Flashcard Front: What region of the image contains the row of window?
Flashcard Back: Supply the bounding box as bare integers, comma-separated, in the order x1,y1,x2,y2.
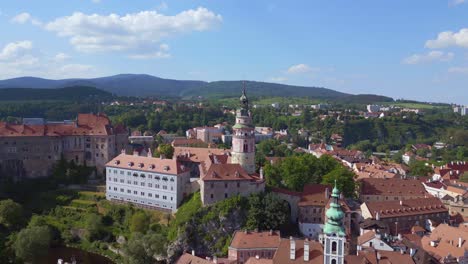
109,195,172,209
109,178,174,191
210,182,241,188
108,186,174,201
108,169,175,182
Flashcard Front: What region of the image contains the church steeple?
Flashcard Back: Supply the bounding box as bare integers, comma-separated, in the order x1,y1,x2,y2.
323,181,346,264
324,181,346,236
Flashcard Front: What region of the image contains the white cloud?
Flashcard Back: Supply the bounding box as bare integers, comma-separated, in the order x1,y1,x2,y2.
128,44,171,59
0,41,97,79
402,51,454,64
53,52,71,62
450,0,466,6
11,12,42,26
448,67,468,74
43,7,222,54
0,40,33,60
268,77,287,82
425,28,468,49
286,64,319,74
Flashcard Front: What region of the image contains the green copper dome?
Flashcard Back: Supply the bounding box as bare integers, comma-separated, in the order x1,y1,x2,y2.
323,181,346,236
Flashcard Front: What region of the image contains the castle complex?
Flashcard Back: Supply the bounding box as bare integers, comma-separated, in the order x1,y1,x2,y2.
0,113,128,179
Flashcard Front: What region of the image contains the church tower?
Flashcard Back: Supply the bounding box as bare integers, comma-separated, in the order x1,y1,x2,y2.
231,83,255,174
323,182,346,264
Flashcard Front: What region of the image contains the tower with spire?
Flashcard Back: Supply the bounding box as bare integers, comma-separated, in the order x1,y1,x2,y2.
323,181,346,264
230,82,256,174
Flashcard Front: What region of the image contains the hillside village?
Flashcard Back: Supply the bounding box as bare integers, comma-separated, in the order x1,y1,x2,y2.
1,87,467,264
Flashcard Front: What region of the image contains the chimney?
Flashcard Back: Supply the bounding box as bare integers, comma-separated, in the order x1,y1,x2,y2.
191,250,195,256
269,229,273,236
400,249,405,255
133,150,139,156
399,200,403,206
160,154,165,159
213,256,218,264
289,236,296,260
121,149,126,154
409,248,416,256
304,238,310,261
377,252,381,260
147,148,152,157
398,233,402,240
376,212,380,221
260,167,264,179
255,255,259,259
459,237,463,248
325,188,329,199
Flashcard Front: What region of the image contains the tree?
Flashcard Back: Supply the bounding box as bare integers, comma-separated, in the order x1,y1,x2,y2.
153,144,174,159
246,193,289,230
130,211,150,234
0,199,23,229
408,160,433,177
123,231,167,264
13,226,51,262
321,166,356,198
85,214,104,241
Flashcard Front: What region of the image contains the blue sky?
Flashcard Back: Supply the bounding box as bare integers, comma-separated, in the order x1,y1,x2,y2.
0,0,467,103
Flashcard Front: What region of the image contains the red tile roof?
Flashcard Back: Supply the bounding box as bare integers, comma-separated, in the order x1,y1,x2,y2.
359,178,427,197
298,184,331,207
272,239,323,264
201,163,260,182
230,230,281,249
420,224,468,261
364,197,447,219
106,153,187,175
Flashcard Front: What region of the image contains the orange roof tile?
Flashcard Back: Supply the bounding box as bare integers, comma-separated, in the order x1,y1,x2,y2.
106,153,187,175
360,178,427,197
364,197,447,219
230,230,281,249
420,224,468,261
272,239,323,264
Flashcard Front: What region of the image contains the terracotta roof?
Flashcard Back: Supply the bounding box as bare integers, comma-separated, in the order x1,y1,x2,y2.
245,258,273,264
411,225,426,233
272,239,323,264
0,113,122,137
360,178,427,197
175,253,233,264
230,230,281,249
106,153,187,175
358,231,377,245
378,251,415,264
364,197,447,219
298,184,331,207
172,138,206,146
201,163,260,181
423,181,446,190
270,187,302,197
174,147,230,163
403,233,423,248
420,224,468,261
446,185,466,195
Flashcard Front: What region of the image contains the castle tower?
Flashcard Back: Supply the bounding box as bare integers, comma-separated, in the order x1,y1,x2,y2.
323,182,346,264
231,83,255,174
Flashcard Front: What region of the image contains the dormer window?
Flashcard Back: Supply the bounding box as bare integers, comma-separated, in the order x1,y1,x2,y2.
163,166,169,171
138,163,144,168
170,178,174,182
150,164,155,169
114,160,120,165
162,177,168,181
128,162,134,167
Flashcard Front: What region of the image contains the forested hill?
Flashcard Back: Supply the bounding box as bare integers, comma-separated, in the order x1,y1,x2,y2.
0,74,393,102
0,86,112,101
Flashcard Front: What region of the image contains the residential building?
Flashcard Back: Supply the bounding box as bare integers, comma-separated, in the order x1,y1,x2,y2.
298,184,352,240
357,230,393,251
420,224,468,262
358,178,428,202
360,197,449,235
228,230,281,264
367,105,381,113
0,113,128,179
272,238,324,264
105,152,191,212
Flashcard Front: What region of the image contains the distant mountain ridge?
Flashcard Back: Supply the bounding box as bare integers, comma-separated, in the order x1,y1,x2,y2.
0,74,393,102
0,86,112,101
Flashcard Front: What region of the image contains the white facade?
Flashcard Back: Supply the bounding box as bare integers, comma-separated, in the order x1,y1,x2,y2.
299,222,323,239
106,164,191,212
367,104,381,113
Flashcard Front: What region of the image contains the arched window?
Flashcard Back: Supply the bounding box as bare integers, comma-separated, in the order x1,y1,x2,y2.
331,259,337,264
332,241,337,253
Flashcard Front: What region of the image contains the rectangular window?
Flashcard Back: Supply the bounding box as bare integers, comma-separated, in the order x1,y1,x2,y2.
224,193,228,198
163,186,167,190
171,197,173,201
156,194,159,198
148,183,152,188
120,188,124,192
127,190,131,193
163,196,167,200
141,182,145,186
225,183,228,188
141,192,145,196
134,191,137,194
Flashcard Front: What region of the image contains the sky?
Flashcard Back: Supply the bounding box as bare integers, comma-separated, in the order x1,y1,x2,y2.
0,0,468,104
